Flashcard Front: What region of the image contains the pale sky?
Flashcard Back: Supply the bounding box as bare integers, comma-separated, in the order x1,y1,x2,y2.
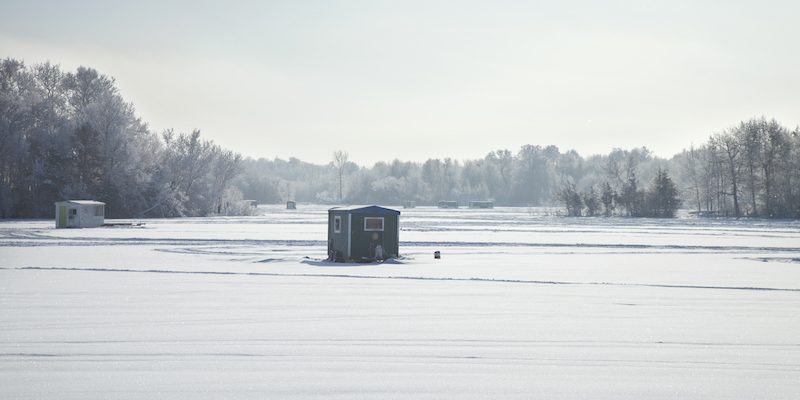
3,0,799,165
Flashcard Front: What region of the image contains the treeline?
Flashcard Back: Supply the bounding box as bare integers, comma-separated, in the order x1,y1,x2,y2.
674,118,800,218
557,169,681,218
0,58,244,218
235,118,800,219
3,59,799,219
235,146,679,212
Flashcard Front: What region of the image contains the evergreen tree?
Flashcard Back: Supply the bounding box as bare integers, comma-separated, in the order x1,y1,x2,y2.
582,185,600,216
557,182,583,216
620,175,644,216
647,169,681,217
601,182,616,216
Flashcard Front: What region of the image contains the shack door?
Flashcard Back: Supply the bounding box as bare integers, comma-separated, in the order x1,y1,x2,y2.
364,216,386,260
58,206,67,228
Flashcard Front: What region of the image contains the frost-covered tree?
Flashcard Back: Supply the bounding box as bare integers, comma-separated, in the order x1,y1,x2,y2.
333,150,349,202
710,131,742,218
0,59,243,218
485,149,513,203
557,181,583,217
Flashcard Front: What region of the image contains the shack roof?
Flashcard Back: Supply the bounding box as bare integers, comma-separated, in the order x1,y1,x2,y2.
329,205,400,215
56,200,106,206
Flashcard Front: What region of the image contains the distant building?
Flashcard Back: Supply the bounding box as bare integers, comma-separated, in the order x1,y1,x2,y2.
438,200,459,209
468,200,494,209
403,200,416,209
286,201,296,210
55,200,105,228
328,205,400,262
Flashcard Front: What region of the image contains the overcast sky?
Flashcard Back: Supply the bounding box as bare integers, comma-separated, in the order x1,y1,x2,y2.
3,0,799,165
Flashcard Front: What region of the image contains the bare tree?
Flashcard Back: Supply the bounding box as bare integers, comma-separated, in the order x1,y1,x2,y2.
710,131,742,218
738,119,762,215
211,149,243,214
759,119,788,217
485,149,513,202
678,146,703,212
604,148,626,189
333,150,349,202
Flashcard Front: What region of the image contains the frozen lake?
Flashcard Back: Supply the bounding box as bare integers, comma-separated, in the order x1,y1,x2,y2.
2,205,800,399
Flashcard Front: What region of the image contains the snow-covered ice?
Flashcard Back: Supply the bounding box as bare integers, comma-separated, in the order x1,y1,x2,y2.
1,205,799,399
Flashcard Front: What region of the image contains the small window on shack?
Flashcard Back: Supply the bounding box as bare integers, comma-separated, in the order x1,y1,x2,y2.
334,215,342,233
364,217,384,231
95,205,104,216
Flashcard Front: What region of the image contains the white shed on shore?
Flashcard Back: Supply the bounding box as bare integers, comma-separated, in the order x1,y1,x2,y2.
55,200,105,228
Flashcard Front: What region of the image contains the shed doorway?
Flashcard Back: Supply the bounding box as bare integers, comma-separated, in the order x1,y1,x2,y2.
58,206,67,228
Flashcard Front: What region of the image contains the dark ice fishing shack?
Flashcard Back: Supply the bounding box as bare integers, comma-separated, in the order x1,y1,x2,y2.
328,205,400,262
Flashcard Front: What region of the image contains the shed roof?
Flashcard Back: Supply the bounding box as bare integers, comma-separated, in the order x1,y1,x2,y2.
329,205,400,215
56,200,106,206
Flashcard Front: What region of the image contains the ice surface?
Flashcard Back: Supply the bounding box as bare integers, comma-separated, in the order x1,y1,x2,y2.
1,205,799,399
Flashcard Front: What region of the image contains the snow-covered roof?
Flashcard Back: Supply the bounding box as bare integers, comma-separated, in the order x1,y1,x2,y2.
56,200,106,206
329,205,400,215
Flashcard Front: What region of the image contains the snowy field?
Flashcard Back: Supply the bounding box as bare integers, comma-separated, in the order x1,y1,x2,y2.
1,205,799,399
